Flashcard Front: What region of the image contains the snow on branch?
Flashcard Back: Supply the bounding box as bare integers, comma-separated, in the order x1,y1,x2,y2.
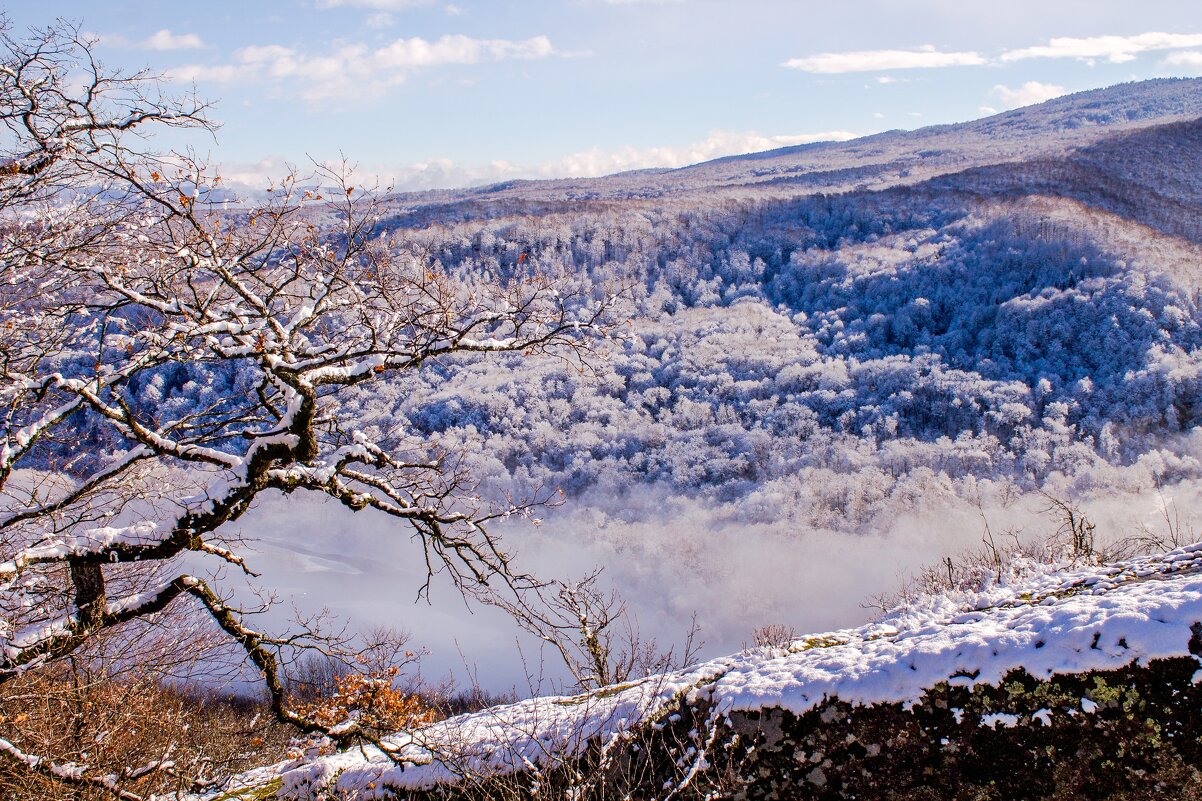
0,23,617,793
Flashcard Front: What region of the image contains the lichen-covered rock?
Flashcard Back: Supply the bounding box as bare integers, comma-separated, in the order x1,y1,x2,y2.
360,656,1202,800
724,657,1202,800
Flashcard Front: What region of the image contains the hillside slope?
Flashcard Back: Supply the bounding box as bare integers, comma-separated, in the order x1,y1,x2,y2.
211,544,1202,799
342,91,1202,525
382,78,1202,212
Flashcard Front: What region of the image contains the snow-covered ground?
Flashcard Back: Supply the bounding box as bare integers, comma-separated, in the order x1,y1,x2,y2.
208,542,1202,799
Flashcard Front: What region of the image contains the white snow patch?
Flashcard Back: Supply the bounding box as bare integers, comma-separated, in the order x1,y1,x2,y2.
981,713,1020,729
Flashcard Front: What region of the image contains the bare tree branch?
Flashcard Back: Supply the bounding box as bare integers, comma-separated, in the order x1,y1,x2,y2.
0,17,618,797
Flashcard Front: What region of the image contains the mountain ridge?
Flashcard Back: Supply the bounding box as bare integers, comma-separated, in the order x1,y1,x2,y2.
381,77,1202,211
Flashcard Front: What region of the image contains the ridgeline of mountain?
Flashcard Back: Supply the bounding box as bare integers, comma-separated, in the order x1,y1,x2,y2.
382,77,1202,216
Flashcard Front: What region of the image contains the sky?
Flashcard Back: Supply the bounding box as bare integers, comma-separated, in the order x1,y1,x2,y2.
8,1,1202,191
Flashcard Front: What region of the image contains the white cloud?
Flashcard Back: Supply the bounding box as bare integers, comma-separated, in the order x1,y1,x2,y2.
604,0,685,4
783,45,985,74
169,63,248,84
548,130,859,178
1164,50,1202,73
990,81,1067,109
170,34,555,103
214,158,294,190
218,130,860,194
1001,32,1202,64
317,0,433,9
366,12,396,27
783,32,1202,76
139,29,205,50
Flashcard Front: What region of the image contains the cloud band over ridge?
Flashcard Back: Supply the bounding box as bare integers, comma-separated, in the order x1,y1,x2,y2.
785,31,1202,73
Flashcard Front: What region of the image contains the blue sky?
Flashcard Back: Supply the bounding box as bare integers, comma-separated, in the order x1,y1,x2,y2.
10,1,1202,190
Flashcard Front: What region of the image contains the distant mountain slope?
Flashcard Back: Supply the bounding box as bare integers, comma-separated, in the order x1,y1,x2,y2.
663,78,1202,195
914,117,1202,243
207,543,1202,799
383,78,1202,213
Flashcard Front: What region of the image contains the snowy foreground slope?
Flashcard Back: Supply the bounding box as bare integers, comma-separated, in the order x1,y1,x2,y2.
212,545,1202,799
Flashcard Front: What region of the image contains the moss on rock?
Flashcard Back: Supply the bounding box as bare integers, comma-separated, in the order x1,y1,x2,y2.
725,657,1202,800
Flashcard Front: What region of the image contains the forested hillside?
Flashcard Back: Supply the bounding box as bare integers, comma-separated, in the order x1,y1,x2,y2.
298,81,1202,534
65,80,1202,671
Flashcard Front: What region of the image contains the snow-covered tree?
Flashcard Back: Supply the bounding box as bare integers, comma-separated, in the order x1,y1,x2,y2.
0,19,612,795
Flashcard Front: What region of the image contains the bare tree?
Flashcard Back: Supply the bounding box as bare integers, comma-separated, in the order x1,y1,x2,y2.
493,569,701,692
0,18,614,797
1040,492,1097,564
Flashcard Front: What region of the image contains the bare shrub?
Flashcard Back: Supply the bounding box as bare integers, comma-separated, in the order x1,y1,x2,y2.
749,623,797,650
865,489,1199,618
0,641,293,800
1109,481,1197,559
1041,492,1098,564
488,569,701,693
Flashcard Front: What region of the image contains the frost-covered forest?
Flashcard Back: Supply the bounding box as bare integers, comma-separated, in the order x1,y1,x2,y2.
65,81,1202,682
328,87,1202,518
362,183,1202,514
